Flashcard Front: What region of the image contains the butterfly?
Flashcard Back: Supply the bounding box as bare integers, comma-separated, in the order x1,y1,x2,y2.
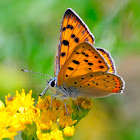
22,8,125,115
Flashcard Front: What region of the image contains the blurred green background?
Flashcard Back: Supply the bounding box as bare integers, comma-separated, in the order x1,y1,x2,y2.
0,0,140,139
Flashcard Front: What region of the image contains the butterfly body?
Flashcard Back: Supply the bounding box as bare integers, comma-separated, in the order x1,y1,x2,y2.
38,8,125,108
48,77,81,99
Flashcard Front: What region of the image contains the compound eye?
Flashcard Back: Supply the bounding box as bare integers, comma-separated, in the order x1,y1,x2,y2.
51,80,55,87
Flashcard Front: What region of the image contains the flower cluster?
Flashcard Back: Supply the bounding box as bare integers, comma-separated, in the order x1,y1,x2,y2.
0,90,92,140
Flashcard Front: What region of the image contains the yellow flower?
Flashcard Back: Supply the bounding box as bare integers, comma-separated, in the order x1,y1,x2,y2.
0,90,93,139
50,129,64,140
36,96,50,110
61,104,73,115
0,90,36,139
0,110,21,139
63,125,75,137
36,119,52,131
59,111,77,128
37,127,64,140
35,108,59,130
36,109,53,130
8,114,26,132
35,95,78,139
75,98,92,110
0,100,5,110
0,127,17,140
36,124,51,140
5,89,34,115
16,106,40,125
51,98,62,111
37,133,51,140
81,98,92,110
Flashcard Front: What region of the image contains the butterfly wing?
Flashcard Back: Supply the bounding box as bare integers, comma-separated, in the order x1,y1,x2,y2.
97,48,116,73
57,42,110,86
54,8,95,76
65,72,125,98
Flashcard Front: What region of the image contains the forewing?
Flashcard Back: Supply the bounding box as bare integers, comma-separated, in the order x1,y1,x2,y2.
57,42,110,86
54,8,95,76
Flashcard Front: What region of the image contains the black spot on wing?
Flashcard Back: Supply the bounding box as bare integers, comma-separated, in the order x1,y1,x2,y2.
99,66,104,69
61,52,66,57
71,34,75,38
72,60,80,65
74,38,79,43
85,54,89,57
84,59,88,62
68,67,74,70
67,24,73,30
70,26,73,30
62,40,69,46
62,27,66,31
88,62,93,66
67,24,70,28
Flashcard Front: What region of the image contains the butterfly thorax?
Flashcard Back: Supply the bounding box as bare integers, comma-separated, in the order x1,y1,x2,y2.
48,77,77,99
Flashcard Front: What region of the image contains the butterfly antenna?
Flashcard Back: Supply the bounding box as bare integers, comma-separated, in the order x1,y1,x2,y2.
21,69,52,79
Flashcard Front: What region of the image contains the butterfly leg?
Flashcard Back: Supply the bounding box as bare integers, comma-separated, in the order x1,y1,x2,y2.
61,95,69,116
50,93,59,110
75,99,81,111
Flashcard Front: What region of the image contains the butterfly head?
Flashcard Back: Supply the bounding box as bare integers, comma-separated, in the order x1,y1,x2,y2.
48,77,57,92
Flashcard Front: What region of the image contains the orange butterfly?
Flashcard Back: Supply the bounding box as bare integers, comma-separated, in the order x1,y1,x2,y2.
23,9,125,115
